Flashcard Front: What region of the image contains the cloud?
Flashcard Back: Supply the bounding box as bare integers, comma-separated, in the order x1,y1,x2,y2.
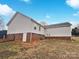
73,11,79,16
20,0,31,3
0,4,15,17
66,0,79,9
45,14,51,19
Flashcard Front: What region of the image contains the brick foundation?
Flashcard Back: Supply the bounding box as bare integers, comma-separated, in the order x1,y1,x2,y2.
27,33,45,43
14,33,23,42
0,33,23,43
0,32,71,43
0,34,14,43
45,36,71,40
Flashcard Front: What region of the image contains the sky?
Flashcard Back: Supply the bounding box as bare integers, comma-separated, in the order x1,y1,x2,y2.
0,0,79,28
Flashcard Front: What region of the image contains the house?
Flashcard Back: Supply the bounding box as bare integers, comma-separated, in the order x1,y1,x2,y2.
7,12,72,43
44,22,72,40
7,12,45,42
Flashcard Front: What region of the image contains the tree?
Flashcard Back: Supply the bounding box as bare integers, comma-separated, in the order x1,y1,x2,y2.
0,16,5,30
40,21,48,26
72,27,79,36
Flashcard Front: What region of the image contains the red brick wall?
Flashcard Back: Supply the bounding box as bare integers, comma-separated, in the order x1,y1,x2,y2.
14,33,23,42
45,36,71,40
0,34,14,42
0,33,23,43
27,33,45,43
26,33,31,43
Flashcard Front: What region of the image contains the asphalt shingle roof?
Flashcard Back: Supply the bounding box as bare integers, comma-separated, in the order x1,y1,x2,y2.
44,22,72,29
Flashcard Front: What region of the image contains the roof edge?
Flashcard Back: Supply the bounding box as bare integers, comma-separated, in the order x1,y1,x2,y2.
17,12,44,27
7,12,44,28
44,22,72,29
7,12,18,26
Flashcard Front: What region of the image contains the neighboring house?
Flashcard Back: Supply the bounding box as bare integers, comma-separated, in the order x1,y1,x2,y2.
0,30,7,38
7,12,72,42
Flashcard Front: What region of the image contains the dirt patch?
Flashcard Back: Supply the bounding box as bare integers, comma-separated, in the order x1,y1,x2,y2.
0,50,17,59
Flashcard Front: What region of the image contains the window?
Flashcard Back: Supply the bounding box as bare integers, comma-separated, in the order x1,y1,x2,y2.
34,26,36,30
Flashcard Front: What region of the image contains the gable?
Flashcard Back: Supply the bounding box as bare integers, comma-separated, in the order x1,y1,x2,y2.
7,12,44,28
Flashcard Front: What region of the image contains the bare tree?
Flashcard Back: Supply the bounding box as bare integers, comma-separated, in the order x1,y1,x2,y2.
0,16,5,30
40,21,48,26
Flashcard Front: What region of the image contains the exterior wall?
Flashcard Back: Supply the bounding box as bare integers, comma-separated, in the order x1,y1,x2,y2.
45,37,71,40
14,33,23,42
27,33,45,43
31,22,45,34
45,27,71,37
7,13,32,34
0,33,23,43
7,13,45,35
7,13,72,42
7,13,45,42
0,34,14,43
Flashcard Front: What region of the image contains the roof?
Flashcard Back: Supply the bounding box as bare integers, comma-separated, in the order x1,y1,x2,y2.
44,22,72,29
7,12,72,29
7,12,44,27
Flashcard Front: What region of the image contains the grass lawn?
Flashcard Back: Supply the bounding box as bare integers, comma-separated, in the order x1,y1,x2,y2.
0,37,79,59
